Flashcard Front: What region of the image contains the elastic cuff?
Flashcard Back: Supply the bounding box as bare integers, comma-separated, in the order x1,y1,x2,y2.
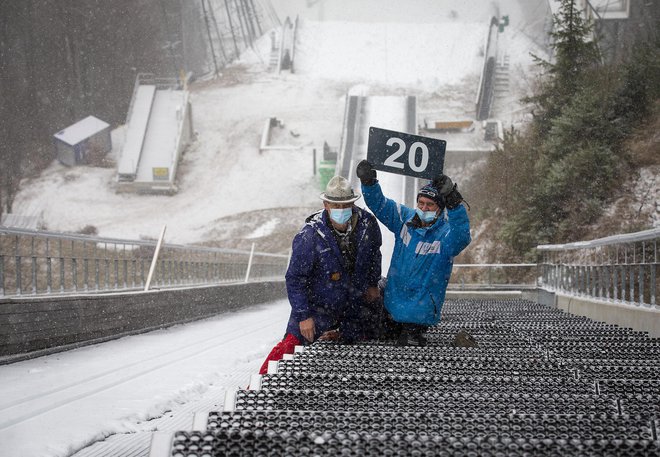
294,310,311,322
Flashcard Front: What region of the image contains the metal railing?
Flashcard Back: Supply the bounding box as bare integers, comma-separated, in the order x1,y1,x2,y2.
449,263,537,290
0,227,289,297
537,228,659,308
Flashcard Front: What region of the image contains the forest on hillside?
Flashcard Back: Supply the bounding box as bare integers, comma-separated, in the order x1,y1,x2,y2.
467,0,659,262
0,0,269,218
1,0,657,259
0,0,192,216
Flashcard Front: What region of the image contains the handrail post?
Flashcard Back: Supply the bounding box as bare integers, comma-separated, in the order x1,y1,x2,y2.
31,236,37,294
145,225,167,292
0,226,288,297
0,254,4,296
244,242,256,283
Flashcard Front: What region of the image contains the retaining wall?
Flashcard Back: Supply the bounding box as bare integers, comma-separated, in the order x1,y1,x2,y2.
537,288,660,337
0,281,286,362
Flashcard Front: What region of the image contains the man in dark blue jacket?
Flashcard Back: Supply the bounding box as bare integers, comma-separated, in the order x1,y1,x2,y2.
259,176,382,373
356,160,471,347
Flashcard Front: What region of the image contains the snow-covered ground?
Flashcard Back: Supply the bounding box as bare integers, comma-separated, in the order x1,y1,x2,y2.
11,0,546,248
0,300,290,457
2,1,552,455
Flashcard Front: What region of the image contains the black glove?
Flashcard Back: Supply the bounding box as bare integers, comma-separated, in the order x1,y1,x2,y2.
356,160,377,186
433,174,463,210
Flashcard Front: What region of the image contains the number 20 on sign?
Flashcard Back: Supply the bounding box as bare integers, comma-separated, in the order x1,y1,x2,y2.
367,126,446,180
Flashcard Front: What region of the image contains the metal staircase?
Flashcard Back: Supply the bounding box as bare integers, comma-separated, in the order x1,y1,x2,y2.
493,53,511,101
148,299,660,456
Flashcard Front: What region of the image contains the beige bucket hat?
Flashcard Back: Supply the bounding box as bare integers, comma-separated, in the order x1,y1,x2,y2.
320,176,361,203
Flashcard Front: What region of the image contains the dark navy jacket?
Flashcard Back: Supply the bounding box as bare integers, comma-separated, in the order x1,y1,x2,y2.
285,207,382,342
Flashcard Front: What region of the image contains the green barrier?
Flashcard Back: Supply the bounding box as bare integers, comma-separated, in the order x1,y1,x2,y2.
318,160,336,191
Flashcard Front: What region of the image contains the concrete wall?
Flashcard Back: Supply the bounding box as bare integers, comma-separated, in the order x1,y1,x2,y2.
537,289,660,337
5,283,655,363
595,0,660,63
554,293,660,337
0,281,287,362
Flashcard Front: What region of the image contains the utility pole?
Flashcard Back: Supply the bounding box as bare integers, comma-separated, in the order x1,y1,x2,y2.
158,0,179,76
201,0,219,75
239,0,256,46
247,0,263,36
233,0,250,49
207,0,228,63
223,0,240,57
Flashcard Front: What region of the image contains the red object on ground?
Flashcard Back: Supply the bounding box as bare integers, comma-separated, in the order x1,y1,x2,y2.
258,333,301,374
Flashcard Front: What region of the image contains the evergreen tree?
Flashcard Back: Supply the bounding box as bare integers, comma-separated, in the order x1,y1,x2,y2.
526,0,601,136
476,0,659,259
614,38,660,127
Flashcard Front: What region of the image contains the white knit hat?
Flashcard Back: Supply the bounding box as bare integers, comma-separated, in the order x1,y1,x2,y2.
320,176,361,203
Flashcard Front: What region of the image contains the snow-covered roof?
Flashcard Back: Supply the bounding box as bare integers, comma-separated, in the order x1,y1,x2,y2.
54,115,110,146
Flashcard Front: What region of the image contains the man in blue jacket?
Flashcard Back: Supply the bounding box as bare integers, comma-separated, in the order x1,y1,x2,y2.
259,176,382,373
356,160,471,346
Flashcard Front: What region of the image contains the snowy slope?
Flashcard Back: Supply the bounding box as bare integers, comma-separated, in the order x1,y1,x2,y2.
11,0,547,249
0,300,290,457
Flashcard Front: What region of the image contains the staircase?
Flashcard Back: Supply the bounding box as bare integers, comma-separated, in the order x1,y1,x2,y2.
148,298,660,456
493,53,510,102
268,31,280,71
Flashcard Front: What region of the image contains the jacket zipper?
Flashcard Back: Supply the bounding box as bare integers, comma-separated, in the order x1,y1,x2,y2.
430,294,439,319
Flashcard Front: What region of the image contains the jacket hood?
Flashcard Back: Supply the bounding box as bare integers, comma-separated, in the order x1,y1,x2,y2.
305,209,325,225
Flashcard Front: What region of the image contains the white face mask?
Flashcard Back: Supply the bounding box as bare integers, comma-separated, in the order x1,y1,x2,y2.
415,208,437,223
329,207,352,225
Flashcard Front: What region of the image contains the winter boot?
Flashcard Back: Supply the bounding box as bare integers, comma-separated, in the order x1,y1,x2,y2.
396,329,410,346
452,329,478,348
381,312,403,342
413,329,428,347
397,324,427,347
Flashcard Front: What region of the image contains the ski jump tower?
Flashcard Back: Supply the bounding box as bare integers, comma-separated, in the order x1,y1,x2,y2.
117,73,193,194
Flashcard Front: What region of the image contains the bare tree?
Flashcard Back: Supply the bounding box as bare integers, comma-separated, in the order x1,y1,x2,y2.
0,0,269,218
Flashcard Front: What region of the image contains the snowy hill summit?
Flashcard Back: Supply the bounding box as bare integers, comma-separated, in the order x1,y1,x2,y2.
12,0,548,252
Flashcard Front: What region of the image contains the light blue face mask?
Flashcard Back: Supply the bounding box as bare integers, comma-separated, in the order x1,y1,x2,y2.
329,207,352,225
416,208,438,223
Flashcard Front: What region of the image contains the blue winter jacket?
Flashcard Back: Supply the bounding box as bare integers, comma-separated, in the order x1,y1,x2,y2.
285,207,382,342
362,182,471,326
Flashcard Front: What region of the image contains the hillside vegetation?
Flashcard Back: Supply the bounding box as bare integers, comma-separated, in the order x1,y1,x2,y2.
466,0,660,263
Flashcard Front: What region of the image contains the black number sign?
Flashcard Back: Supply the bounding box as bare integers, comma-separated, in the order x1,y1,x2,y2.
367,126,446,179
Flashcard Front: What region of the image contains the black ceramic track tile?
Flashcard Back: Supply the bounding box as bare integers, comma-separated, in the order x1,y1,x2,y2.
162,298,660,457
